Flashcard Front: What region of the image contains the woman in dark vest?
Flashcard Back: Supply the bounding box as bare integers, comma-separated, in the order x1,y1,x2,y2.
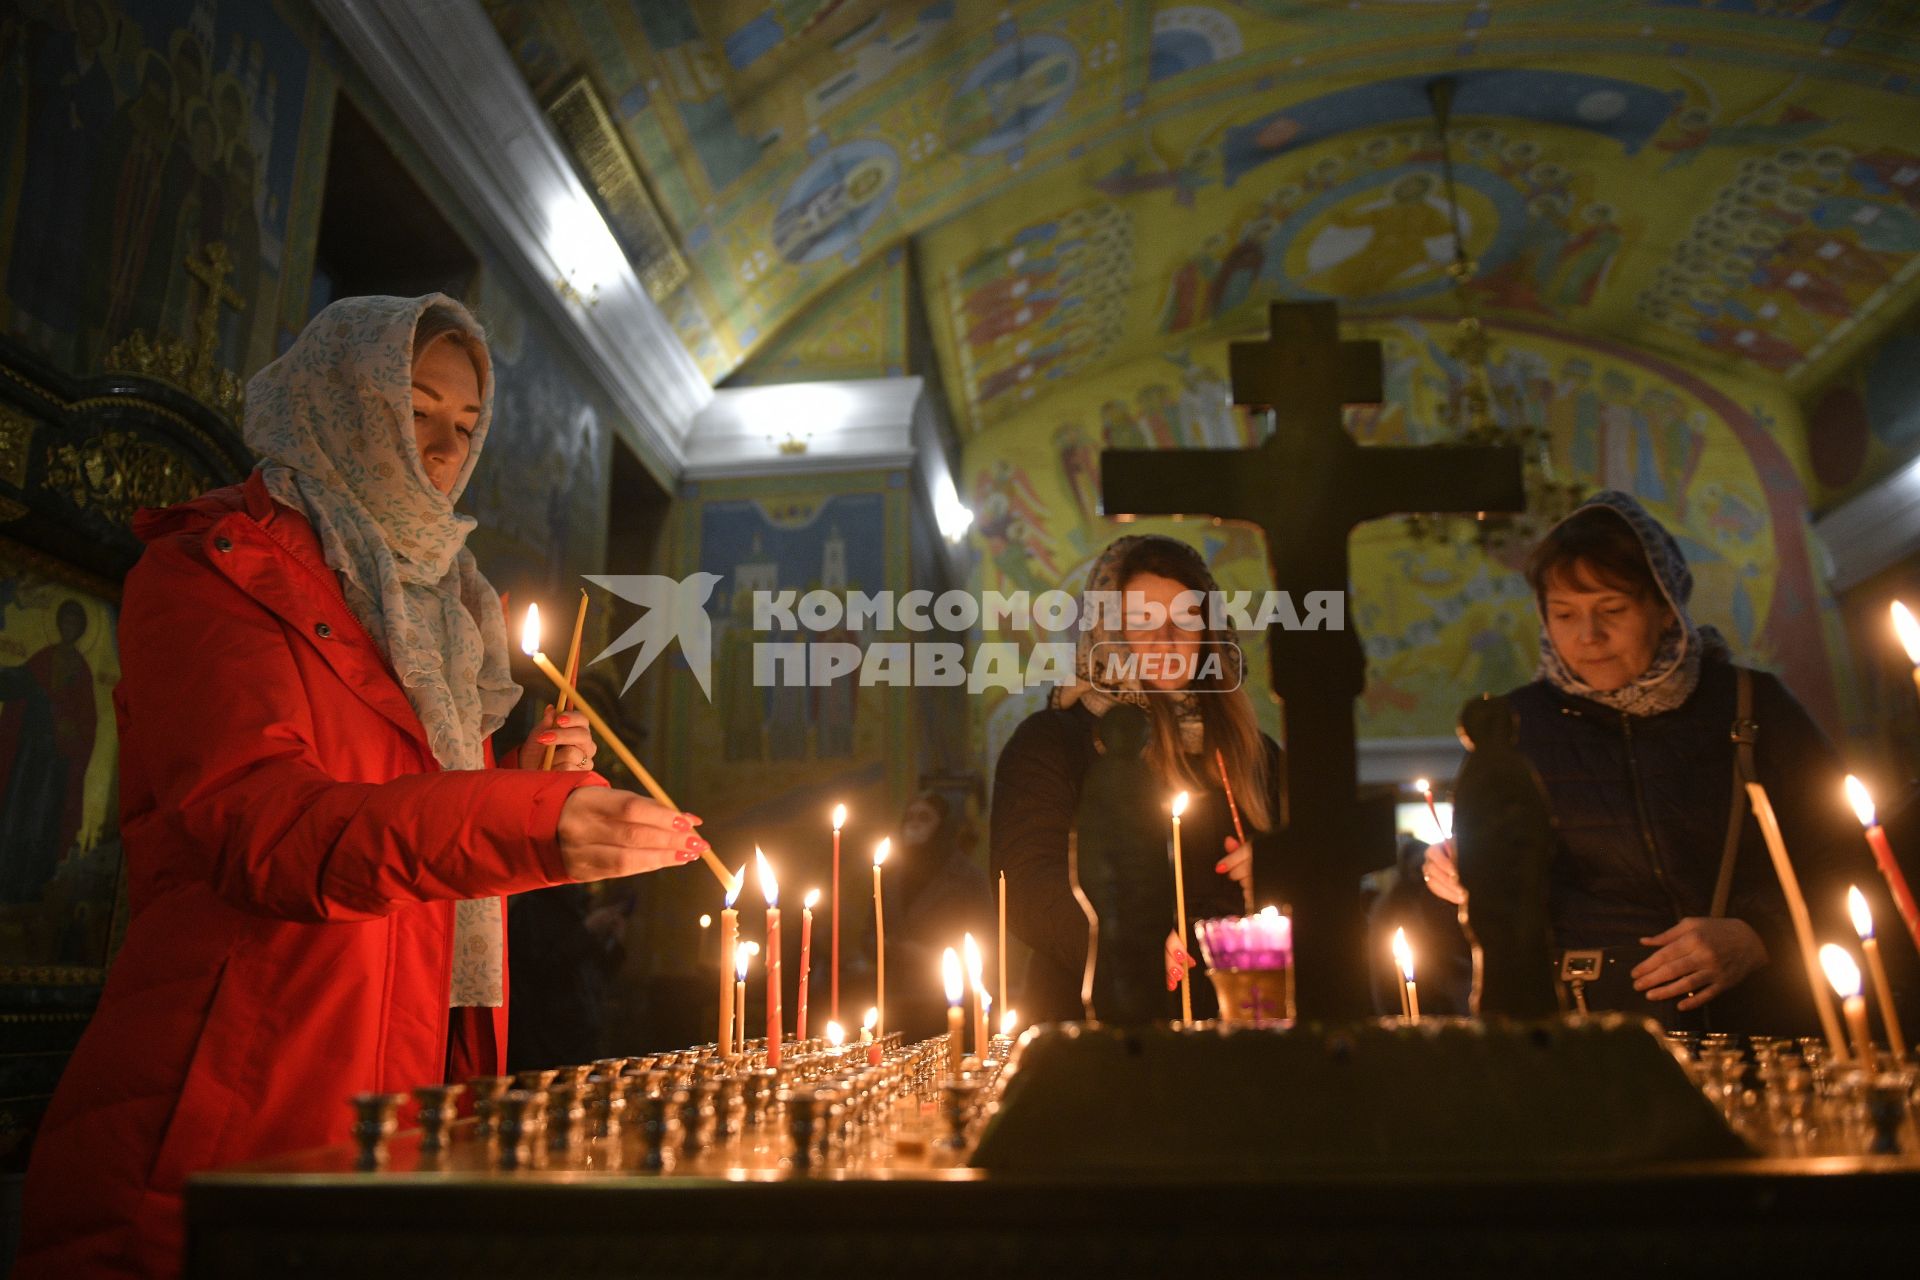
991,534,1282,1023
1424,491,1873,1032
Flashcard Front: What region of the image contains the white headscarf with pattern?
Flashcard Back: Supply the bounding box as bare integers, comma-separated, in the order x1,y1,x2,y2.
243,293,519,1006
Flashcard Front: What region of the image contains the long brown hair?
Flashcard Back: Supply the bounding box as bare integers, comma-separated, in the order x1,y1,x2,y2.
1109,538,1274,831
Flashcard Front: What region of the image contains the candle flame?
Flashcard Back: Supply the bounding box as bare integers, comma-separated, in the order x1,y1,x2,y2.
1845,775,1877,829
1000,1009,1019,1036
1850,885,1875,941
803,888,820,910
724,863,746,908
1391,927,1416,984
519,603,541,656
832,802,847,830
734,942,751,980
874,837,891,868
1171,790,1189,819
825,1020,845,1047
1259,905,1281,919
1415,777,1432,797
1894,601,1920,666
862,1005,878,1032
943,947,964,1005
963,932,984,989
755,846,778,906
698,913,711,929
1820,943,1862,999
744,941,760,956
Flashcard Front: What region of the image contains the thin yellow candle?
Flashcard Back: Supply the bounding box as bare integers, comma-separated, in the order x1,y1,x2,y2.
1893,601,1920,707
942,948,965,1079
964,933,986,1058
1171,791,1192,1027
1746,781,1849,1058
1850,886,1908,1062
520,604,730,889
539,589,589,771
998,871,1008,1015
733,942,750,1059
1821,944,1875,1068
757,849,782,1068
1392,926,1420,1023
873,838,891,1036
797,889,818,1044
717,868,742,1056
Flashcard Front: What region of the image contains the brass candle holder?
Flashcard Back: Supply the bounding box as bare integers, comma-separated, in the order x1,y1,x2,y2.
349,1093,405,1171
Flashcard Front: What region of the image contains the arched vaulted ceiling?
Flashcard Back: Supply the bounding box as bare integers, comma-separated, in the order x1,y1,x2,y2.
483,1,1920,438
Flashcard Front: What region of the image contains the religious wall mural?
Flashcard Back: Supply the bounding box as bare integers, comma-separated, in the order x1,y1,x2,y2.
725,243,907,385
484,1,1920,405
0,545,121,972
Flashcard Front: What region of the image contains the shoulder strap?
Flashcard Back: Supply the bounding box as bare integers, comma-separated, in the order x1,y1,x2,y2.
1710,667,1758,918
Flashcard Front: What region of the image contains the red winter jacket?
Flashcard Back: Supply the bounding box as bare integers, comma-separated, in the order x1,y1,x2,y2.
18,472,596,1278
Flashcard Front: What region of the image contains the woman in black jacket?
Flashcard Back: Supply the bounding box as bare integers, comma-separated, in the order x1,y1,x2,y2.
990,534,1283,1024
1424,491,1873,1033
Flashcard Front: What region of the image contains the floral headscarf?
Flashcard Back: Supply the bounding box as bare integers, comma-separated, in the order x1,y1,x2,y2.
1050,534,1242,752
1534,490,1730,718
243,293,519,1006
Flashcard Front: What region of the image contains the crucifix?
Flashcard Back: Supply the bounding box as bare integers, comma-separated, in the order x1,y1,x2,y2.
183,240,245,388
1100,301,1524,1017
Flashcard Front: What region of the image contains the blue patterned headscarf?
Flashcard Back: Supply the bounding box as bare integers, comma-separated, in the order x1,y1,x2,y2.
1534,490,1730,718
243,294,519,1006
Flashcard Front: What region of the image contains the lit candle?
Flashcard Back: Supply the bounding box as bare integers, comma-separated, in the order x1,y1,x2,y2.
718,868,743,1058
1415,778,1450,846
862,1006,880,1065
873,838,891,1036
797,889,819,1045
942,948,965,1078
1171,791,1192,1027
1892,601,1920,709
998,870,1008,1015
1217,748,1253,913
1746,781,1849,1058
733,942,750,1058
1392,926,1420,1023
964,933,986,1058
1850,886,1907,1062
539,589,589,771
826,1020,845,1051
1845,776,1920,954
1000,1008,1019,1038
1821,943,1874,1067
520,605,730,887
756,849,782,1067
831,803,846,1025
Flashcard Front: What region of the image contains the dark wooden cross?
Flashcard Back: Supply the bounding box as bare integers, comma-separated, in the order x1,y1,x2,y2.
1100,301,1525,1017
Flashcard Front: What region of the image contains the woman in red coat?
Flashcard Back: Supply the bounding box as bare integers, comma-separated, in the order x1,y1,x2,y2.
17,295,709,1278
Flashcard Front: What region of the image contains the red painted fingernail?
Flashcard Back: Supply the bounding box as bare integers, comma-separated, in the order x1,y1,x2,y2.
1213,860,1228,873
685,835,702,849
557,715,571,727
672,815,690,831
677,849,699,862
536,732,556,743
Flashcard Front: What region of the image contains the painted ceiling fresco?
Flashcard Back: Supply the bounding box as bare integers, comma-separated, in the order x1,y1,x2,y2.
484,0,1920,434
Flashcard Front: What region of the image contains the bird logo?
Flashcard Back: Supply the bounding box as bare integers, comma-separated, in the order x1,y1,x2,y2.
584,572,724,701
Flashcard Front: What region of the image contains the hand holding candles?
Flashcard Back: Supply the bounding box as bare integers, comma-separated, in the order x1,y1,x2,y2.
1845,775,1920,953
1216,748,1253,913
942,948,965,1078
520,605,730,888
1820,943,1874,1066
1170,791,1192,1027
1850,886,1908,1062
798,889,819,1044
873,838,891,1037
831,803,846,1024
756,849,782,1067
538,589,589,771
1391,927,1420,1022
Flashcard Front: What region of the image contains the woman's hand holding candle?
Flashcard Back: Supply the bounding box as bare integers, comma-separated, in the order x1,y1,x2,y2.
520,704,596,772
556,790,709,881
1214,835,1253,894
1163,928,1193,992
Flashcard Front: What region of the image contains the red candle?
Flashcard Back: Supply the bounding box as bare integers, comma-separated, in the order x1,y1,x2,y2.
756,849,782,1067
797,889,818,1043
1846,776,1920,953
830,804,845,1024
